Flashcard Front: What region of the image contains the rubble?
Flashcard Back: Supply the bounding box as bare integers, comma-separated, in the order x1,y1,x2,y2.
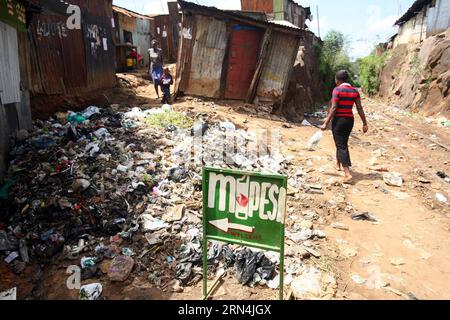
0,103,337,299
383,172,404,187
80,283,103,300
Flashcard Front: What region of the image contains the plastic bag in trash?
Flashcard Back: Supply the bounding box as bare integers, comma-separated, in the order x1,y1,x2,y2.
219,121,236,131
31,136,56,149
307,131,323,150
175,262,192,284
79,283,102,300
162,104,172,112
235,249,259,285
255,253,275,280
81,106,101,119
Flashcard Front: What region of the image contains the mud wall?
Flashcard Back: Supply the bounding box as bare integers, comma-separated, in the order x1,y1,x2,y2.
281,35,326,123
379,29,450,117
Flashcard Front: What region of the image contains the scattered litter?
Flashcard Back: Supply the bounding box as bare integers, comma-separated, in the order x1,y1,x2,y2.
351,274,366,285
81,106,101,119
140,215,170,231
435,193,447,203
331,222,349,231
4,251,19,264
307,131,323,150
351,212,378,223
81,257,96,269
301,119,312,126
383,173,403,187
162,204,185,222
235,249,275,286
436,171,450,183
291,267,322,299
0,288,17,300
80,283,102,300
390,258,405,266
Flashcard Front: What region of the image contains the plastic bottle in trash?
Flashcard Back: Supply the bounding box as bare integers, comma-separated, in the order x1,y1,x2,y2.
307,131,323,150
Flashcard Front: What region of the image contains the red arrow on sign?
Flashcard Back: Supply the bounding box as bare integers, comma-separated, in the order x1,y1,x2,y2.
209,218,254,234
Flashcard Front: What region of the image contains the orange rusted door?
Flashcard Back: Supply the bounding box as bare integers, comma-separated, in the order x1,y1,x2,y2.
225,25,264,100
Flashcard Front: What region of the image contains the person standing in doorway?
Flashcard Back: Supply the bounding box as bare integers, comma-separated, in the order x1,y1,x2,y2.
321,70,369,183
148,40,164,98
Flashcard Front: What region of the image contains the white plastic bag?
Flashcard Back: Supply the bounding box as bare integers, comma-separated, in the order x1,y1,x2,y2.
79,283,102,300
307,131,323,150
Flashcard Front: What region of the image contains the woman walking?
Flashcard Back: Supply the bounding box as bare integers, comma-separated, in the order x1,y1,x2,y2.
321,70,369,183
148,40,164,98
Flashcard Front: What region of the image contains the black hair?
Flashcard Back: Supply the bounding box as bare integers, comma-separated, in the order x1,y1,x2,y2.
335,70,350,82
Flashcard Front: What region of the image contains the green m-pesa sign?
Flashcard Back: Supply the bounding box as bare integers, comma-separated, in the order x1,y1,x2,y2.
202,167,288,299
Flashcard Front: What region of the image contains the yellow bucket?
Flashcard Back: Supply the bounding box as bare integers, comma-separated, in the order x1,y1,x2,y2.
126,58,134,67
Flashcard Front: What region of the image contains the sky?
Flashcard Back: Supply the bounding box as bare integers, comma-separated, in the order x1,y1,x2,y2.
112,0,416,59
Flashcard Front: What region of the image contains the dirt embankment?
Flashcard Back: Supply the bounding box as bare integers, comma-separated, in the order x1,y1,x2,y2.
379,30,450,117
281,43,327,123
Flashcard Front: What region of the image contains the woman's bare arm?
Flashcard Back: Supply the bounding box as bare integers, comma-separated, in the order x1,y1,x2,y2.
355,98,369,132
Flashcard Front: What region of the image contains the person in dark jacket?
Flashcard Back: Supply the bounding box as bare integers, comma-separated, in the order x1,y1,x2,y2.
321,70,369,183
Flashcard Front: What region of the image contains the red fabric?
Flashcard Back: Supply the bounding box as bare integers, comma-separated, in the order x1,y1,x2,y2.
332,85,360,118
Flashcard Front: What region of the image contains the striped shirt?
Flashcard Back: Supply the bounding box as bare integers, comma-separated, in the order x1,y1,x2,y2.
332,83,360,118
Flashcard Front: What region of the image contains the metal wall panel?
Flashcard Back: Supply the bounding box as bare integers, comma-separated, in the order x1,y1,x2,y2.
136,18,152,66
0,21,21,104
427,0,450,36
83,11,116,90
154,14,177,62
185,16,227,98
256,30,299,102
240,0,274,13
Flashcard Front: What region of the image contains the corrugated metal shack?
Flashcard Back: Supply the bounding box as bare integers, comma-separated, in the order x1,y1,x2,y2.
152,2,181,63
175,0,305,106
22,0,115,100
112,5,153,70
393,0,450,48
240,0,312,29
1,0,116,181
0,0,35,183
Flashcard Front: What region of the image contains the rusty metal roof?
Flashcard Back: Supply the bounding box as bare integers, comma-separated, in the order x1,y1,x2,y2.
395,0,432,26
112,5,154,20
178,0,304,35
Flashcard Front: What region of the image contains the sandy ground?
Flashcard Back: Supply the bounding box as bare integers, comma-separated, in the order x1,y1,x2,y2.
1,71,449,300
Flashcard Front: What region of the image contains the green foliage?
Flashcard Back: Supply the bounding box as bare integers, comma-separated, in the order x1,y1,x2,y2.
145,111,194,128
357,52,389,96
410,52,425,78
318,30,358,97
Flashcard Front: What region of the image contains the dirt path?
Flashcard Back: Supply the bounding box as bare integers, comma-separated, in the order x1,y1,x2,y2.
111,74,450,300
2,73,448,300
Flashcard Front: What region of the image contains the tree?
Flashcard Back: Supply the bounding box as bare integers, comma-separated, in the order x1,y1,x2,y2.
357,52,388,96
317,30,356,97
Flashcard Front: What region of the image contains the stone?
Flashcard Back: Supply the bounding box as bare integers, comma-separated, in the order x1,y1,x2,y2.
299,220,313,230
108,255,135,282
291,267,322,299
383,173,403,187
331,222,349,231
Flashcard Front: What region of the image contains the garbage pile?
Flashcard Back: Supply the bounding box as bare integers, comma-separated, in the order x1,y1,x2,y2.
1,104,318,298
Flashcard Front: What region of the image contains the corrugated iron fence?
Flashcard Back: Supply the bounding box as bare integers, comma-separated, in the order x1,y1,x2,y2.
22,0,115,96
